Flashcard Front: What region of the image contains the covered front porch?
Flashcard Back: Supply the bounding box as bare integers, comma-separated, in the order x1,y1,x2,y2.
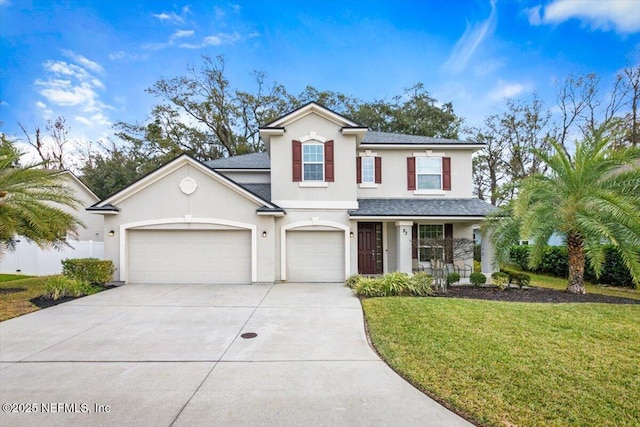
349,199,497,278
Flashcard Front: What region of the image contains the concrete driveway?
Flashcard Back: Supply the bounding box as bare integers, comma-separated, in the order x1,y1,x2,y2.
0,283,472,427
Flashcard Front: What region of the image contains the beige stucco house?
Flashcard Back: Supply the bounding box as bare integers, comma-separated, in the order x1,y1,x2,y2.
88,103,496,284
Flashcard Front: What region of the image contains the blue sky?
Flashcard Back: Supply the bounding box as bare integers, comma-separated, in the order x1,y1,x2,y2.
1,0,639,153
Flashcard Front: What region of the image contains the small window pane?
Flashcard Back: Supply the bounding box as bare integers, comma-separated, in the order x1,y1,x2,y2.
361,157,374,183
417,175,441,190
416,157,441,174
304,164,323,181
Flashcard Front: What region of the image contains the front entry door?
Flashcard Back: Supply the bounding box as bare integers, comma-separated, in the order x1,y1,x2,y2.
358,223,383,274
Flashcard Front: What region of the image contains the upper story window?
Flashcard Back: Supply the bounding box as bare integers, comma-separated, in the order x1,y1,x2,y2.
292,139,334,183
416,157,442,190
356,154,381,185
407,155,451,192
361,156,375,183
303,143,324,181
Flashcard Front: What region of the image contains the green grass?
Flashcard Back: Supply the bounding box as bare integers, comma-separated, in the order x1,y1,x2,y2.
0,273,34,282
523,270,640,301
363,297,640,427
0,276,52,321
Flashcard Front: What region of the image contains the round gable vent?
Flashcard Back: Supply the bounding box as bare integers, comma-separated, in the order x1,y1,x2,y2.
179,177,198,195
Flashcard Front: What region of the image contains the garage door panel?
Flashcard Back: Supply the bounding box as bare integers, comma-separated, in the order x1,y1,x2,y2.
128,230,251,284
286,231,344,282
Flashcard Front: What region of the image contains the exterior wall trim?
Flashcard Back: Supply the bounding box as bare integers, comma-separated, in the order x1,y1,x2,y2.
119,217,257,283
280,219,350,281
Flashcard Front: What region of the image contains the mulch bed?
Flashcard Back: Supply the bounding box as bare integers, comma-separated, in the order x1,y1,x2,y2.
439,286,639,305
28,284,118,309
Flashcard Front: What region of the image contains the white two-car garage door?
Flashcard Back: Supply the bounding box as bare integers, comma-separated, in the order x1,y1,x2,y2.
286,230,345,282
128,229,251,284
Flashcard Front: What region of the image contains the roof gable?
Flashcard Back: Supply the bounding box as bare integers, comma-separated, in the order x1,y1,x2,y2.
91,154,278,211
263,102,363,128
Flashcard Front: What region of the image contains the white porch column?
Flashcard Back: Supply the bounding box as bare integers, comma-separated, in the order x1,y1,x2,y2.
481,227,497,274
395,221,413,274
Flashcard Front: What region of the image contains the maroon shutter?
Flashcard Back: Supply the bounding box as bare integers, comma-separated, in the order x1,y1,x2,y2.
375,157,382,184
444,223,453,263
292,140,302,182
356,157,362,184
443,157,451,190
407,157,416,190
324,140,334,182
412,224,418,259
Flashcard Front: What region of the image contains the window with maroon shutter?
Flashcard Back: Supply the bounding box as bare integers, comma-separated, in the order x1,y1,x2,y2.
324,140,334,182
375,157,382,184
407,157,416,190
443,157,451,191
356,157,362,184
292,140,302,182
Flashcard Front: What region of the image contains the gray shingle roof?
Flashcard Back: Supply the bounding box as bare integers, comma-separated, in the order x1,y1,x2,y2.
349,198,497,217
204,152,271,169
362,131,478,146
238,183,271,202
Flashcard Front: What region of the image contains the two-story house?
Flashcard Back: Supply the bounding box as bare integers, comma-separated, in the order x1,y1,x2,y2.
89,103,496,284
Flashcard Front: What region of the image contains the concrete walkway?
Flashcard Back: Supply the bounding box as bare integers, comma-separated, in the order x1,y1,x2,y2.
0,283,472,427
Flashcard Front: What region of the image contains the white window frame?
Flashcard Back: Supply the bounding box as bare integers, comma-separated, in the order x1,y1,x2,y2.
418,224,444,263
361,156,375,184
302,143,324,182
416,157,442,191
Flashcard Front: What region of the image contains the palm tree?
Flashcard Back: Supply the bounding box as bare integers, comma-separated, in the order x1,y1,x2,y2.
488,126,640,293
0,142,82,256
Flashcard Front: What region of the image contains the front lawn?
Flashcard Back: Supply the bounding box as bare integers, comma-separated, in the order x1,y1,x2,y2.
0,275,51,321
363,297,640,427
523,270,640,301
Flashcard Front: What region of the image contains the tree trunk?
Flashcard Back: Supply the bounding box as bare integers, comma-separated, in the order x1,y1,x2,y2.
566,232,586,294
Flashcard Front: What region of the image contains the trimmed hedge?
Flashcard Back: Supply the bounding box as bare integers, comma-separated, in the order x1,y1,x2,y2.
347,272,434,297
469,272,486,287
61,258,115,285
500,268,531,288
508,244,636,288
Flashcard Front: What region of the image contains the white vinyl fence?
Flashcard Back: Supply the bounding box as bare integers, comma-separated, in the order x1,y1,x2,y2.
0,239,104,276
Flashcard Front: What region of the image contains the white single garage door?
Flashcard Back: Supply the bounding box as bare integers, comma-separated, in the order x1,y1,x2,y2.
286,230,344,282
128,229,251,284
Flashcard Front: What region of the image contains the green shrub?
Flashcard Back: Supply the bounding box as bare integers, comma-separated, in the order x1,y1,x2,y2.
42,276,101,300
473,260,481,273
345,274,362,289
491,271,509,290
446,272,461,285
538,246,569,277
408,272,434,296
62,258,115,285
501,268,531,288
380,272,411,296
470,272,487,287
354,277,385,297
509,245,530,270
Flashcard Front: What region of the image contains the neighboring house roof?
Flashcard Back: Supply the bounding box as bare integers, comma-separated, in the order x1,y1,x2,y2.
238,183,271,202
349,198,497,217
204,152,271,169
362,131,481,146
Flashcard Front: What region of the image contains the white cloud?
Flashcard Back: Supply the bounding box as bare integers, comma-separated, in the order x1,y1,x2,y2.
179,32,251,49
34,52,113,130
152,6,191,24
108,50,148,61
444,0,497,74
487,81,532,101
62,50,104,74
533,0,640,33
171,29,194,39
524,5,542,26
